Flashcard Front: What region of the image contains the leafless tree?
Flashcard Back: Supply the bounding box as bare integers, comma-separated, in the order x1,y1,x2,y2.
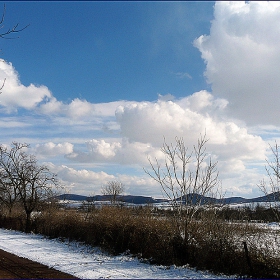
144,133,220,239
0,164,18,215
0,4,29,40
0,143,25,215
101,180,124,205
82,192,96,220
0,142,60,232
258,141,280,221
0,4,29,93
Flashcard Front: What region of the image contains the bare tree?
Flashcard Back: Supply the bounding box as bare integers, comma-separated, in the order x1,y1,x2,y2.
0,167,18,215
258,141,280,221
144,133,220,239
0,4,29,40
0,4,29,93
0,142,60,232
101,181,124,205
82,192,96,220
0,143,25,215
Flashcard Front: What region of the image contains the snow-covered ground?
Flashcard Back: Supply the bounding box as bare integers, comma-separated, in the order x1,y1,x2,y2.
59,199,280,212
226,201,280,209
0,228,233,279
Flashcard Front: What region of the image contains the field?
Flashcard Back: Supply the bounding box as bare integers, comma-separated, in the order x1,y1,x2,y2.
0,200,280,279
0,228,227,279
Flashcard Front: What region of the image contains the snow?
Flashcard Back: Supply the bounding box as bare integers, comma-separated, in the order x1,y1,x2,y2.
226,201,280,209
0,228,232,279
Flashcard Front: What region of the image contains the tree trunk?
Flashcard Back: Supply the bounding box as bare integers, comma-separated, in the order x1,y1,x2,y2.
25,211,32,233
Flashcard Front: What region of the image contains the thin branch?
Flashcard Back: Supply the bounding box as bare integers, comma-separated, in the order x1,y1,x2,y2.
0,4,30,40
0,77,6,94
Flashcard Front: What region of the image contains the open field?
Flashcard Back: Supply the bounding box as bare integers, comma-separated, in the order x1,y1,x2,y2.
1,202,280,278
0,228,228,279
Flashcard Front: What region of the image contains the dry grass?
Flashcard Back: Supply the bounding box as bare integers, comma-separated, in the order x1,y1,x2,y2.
0,204,280,278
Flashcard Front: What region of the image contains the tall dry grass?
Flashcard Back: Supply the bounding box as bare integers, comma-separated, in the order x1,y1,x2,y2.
0,204,279,278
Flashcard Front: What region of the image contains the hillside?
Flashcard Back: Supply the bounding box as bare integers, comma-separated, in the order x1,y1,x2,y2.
57,192,280,205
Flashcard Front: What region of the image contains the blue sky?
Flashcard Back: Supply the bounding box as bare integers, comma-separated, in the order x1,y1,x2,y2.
0,1,280,198
1,1,213,103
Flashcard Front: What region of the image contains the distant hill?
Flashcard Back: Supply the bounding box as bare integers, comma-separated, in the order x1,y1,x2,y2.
56,194,168,204
56,191,280,205
177,192,280,205
247,192,280,203
58,194,88,201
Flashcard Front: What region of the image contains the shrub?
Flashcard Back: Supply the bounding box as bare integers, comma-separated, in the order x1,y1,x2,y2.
0,204,280,278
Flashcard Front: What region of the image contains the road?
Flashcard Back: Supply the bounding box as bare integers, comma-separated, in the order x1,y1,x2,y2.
0,248,78,279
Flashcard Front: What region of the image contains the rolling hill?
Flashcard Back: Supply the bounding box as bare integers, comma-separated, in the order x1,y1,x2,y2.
57,192,280,205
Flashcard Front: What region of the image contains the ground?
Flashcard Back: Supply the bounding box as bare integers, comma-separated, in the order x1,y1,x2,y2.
0,228,227,279
0,248,78,279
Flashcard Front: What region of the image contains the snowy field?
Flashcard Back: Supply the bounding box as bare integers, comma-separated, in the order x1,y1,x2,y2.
0,228,233,279
60,199,280,211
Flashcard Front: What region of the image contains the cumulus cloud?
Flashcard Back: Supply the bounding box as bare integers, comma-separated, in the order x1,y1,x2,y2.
46,163,160,196
35,142,74,158
115,91,265,157
0,57,265,197
0,60,52,112
1,2,275,198
54,164,114,184
66,138,164,166
194,1,280,125
157,93,175,102
86,139,121,159
0,59,127,129
38,96,131,119
67,91,267,186
46,163,114,194
177,90,228,114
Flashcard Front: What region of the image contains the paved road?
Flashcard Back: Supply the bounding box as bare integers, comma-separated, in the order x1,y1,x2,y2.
0,248,79,279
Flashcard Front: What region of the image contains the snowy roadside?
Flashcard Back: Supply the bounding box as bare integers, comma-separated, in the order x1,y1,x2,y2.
0,228,232,279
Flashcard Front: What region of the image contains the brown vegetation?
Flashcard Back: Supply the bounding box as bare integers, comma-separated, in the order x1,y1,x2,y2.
0,203,279,278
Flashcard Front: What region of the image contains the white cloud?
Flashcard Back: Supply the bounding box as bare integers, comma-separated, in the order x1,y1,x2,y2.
0,118,31,128
0,58,268,198
175,72,192,79
0,59,130,129
47,163,115,194
64,91,267,199
46,163,161,196
115,91,266,160
1,3,276,199
54,165,114,184
157,93,175,102
86,139,121,159
0,60,52,112
35,142,74,158
38,96,131,120
194,1,280,125
66,138,164,166
177,90,228,114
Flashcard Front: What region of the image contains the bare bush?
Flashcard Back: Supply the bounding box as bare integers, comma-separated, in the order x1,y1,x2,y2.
1,204,280,278
258,141,280,222
144,133,220,240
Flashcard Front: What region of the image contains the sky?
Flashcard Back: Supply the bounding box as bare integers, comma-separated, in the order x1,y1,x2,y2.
0,1,279,198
